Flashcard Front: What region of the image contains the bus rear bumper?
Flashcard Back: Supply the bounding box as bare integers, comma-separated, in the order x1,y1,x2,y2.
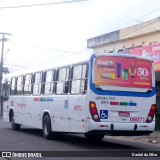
86,119,155,135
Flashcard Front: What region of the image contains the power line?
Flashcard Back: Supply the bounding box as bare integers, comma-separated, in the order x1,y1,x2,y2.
4,63,29,69
0,0,88,9
8,39,89,61
109,8,160,32
4,47,92,68
7,17,160,67
7,17,160,68
5,17,160,71
9,36,88,54
9,40,75,53
3,3,160,71
24,49,91,66
120,17,160,39
4,44,89,68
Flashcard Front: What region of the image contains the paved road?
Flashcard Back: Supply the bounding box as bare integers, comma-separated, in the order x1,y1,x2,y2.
0,118,160,160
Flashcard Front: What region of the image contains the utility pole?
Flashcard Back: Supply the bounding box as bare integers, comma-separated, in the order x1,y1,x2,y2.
0,32,12,116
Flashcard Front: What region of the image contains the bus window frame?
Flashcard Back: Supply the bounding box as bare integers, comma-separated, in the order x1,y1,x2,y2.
32,72,43,95
56,67,70,95
16,76,24,95
70,63,88,95
10,77,16,96
42,69,56,95
24,74,33,95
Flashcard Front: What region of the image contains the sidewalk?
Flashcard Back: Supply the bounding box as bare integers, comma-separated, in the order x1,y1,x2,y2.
105,131,160,147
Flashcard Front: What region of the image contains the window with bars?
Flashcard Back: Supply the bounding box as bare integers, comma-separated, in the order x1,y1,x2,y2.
10,77,16,95
24,74,32,95
43,70,55,95
33,72,42,95
70,64,88,94
16,76,24,95
56,67,69,94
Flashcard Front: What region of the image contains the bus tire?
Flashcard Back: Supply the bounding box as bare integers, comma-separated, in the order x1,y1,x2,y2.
85,133,105,141
43,115,52,140
10,112,21,130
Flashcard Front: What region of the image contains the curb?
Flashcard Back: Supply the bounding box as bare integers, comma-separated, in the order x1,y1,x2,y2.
105,135,160,148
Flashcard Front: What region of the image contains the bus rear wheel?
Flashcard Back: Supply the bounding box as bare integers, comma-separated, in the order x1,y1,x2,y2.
85,133,105,141
43,115,52,140
10,112,21,130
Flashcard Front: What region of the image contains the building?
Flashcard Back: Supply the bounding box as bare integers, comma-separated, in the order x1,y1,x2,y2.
87,17,160,53
87,17,160,113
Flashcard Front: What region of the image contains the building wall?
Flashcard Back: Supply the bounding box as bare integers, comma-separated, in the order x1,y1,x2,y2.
93,32,160,53
87,17,160,53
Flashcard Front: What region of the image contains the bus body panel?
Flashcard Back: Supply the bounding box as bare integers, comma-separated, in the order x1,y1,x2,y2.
89,91,155,123
2,53,156,136
68,94,87,133
49,95,69,132
86,119,155,132
85,54,156,133
86,90,155,132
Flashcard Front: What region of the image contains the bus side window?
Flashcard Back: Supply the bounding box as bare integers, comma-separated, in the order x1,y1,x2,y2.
24,74,32,95
70,63,88,94
16,76,24,95
56,67,69,94
10,77,16,95
33,72,42,95
43,70,55,95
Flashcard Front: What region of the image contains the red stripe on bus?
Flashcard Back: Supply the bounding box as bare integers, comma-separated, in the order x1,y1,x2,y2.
34,98,40,101
110,101,119,105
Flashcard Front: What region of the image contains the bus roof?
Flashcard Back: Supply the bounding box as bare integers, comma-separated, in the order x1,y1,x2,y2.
3,53,92,80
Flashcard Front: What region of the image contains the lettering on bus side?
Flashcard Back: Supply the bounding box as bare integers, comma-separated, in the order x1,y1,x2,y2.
95,96,115,104
118,111,130,117
130,117,146,122
95,96,115,101
17,103,26,108
74,105,82,111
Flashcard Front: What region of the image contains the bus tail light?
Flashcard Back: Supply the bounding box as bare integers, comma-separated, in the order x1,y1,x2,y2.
146,104,156,123
89,101,100,122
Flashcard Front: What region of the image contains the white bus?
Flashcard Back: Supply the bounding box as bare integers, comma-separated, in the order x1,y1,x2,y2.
2,53,156,140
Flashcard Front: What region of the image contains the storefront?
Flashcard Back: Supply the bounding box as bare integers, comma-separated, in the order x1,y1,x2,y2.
129,43,160,112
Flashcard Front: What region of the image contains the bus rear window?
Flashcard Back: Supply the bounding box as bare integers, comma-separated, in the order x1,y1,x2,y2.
93,56,152,90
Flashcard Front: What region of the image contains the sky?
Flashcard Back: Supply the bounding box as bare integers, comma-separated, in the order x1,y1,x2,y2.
0,0,160,72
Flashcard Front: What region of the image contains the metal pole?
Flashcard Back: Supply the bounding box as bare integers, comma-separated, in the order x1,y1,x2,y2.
0,32,12,116
0,34,5,116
